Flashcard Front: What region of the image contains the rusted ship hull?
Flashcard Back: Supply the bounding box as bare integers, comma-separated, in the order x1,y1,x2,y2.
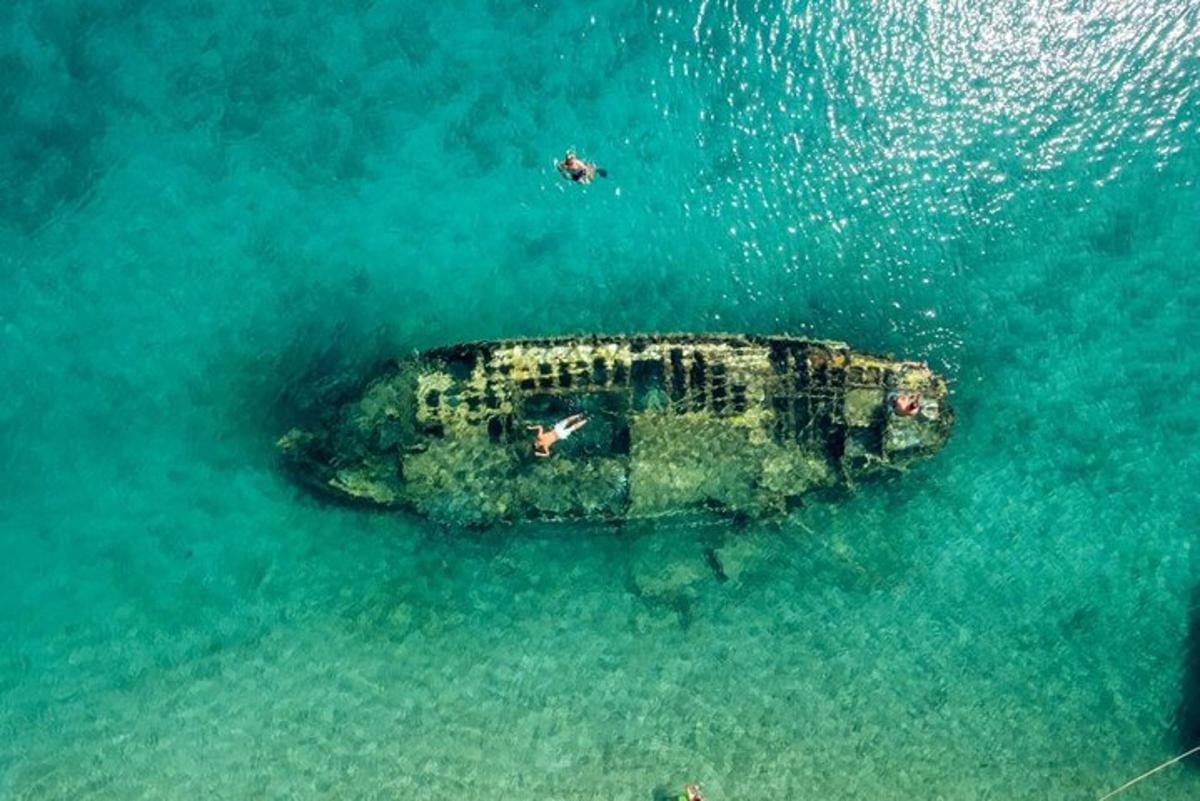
278,334,953,524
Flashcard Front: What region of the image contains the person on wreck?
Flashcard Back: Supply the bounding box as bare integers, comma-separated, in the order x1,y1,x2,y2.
892,392,922,417
528,414,588,457
557,150,607,184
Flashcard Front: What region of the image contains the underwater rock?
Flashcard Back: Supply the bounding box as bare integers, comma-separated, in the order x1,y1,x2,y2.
630,550,711,600
278,334,954,524
708,534,776,583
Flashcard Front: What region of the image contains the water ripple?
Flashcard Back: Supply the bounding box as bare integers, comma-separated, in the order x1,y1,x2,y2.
652,0,1199,304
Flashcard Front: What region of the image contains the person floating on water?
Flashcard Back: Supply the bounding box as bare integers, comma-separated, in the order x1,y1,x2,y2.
528,414,588,458
676,783,704,801
557,151,607,184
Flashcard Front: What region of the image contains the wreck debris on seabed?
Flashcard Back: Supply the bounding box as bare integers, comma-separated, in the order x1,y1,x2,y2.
278,334,954,526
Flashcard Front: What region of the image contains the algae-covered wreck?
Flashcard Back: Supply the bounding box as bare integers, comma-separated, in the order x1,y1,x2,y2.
278,334,953,524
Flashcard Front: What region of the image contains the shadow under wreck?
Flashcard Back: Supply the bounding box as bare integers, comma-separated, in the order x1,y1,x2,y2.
278,333,954,525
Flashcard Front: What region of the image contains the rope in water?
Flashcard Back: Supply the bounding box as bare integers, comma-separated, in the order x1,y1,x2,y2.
1097,745,1200,801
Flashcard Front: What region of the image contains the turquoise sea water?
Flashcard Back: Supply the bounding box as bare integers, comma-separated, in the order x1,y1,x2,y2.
2,1,1199,798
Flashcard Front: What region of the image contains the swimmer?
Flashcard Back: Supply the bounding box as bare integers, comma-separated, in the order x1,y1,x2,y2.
528,414,588,458
677,783,704,801
557,151,608,184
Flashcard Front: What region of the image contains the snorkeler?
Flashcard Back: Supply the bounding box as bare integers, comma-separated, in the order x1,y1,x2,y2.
557,151,608,184
528,414,589,457
676,783,704,801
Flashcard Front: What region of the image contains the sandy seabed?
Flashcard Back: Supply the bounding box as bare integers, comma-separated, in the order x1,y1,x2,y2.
1,1,1198,798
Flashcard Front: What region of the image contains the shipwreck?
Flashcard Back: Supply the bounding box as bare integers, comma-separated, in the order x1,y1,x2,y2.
278,334,953,524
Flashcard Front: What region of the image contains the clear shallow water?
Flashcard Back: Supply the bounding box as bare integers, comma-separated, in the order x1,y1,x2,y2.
1,0,1198,798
